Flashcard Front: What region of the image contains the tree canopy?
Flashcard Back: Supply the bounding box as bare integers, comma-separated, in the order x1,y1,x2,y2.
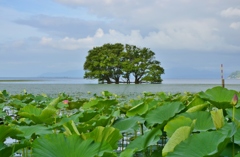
84,43,164,84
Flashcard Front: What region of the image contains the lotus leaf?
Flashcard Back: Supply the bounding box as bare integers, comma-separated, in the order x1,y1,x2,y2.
226,108,240,122
166,122,237,157
82,126,122,149
120,148,137,157
145,101,185,127
186,103,208,112
18,105,57,124
198,86,239,109
233,127,240,145
186,96,206,109
162,126,192,156
164,116,192,138
16,124,52,139
126,102,148,117
113,116,145,133
32,134,112,157
0,140,31,157
0,125,22,142
63,120,80,135
125,125,162,152
180,111,215,131
48,97,60,107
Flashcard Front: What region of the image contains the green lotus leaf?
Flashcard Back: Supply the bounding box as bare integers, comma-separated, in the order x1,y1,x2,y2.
79,110,98,122
83,114,111,128
145,102,185,127
0,142,7,153
8,99,27,109
101,91,115,97
164,116,192,138
67,100,87,109
166,122,237,157
113,116,145,133
48,97,60,107
163,126,192,156
0,125,22,142
186,103,208,112
198,86,239,109
53,112,81,128
83,99,117,110
18,105,42,117
120,148,137,157
126,125,162,151
82,126,122,149
236,153,240,157
180,111,215,131
32,134,112,157
126,102,148,117
219,143,240,157
218,122,238,138
63,120,80,136
0,110,7,119
166,131,226,157
101,152,118,157
16,124,52,139
18,105,57,124
39,106,57,124
226,108,240,122
0,140,31,157
233,127,240,145
82,99,98,109
187,96,206,109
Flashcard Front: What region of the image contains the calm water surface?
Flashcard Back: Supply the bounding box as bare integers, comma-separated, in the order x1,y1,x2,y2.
0,78,240,97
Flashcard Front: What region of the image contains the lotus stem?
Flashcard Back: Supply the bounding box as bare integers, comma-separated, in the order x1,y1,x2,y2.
122,133,124,151
231,94,238,157
140,123,144,135
232,135,235,157
22,148,25,157
232,106,235,157
11,144,15,157
233,106,235,122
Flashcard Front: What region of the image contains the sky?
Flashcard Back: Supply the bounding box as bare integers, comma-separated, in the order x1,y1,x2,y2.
1,0,240,79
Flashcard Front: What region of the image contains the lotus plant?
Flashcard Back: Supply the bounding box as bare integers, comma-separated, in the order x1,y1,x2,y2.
231,94,238,157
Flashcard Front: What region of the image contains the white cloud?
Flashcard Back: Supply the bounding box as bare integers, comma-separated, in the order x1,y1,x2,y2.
40,36,93,50
39,21,231,52
94,28,104,38
221,7,240,17
230,22,240,30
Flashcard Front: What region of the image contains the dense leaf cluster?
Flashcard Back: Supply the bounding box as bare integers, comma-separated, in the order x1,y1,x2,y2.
1,87,240,156
84,43,164,84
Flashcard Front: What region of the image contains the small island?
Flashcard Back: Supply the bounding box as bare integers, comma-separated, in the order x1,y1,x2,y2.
228,71,240,79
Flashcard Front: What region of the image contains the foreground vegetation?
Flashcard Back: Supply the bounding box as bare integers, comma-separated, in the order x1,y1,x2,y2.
1,86,240,157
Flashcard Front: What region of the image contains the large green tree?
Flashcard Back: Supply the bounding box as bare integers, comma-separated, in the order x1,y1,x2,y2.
84,43,164,84
84,43,124,84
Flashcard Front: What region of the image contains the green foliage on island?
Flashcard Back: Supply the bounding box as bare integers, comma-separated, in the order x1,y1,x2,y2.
1,87,240,156
83,43,164,84
228,71,240,79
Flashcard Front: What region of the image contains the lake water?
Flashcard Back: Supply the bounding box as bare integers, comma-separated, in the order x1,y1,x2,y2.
0,78,240,97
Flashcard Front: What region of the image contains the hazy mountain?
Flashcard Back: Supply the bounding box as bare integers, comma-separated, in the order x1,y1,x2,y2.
228,71,240,79
39,70,84,78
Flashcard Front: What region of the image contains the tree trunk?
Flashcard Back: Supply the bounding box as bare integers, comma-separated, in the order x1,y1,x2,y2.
134,76,140,84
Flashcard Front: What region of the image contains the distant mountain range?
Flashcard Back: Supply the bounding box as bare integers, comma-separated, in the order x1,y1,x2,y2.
39,70,84,78
228,71,240,79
